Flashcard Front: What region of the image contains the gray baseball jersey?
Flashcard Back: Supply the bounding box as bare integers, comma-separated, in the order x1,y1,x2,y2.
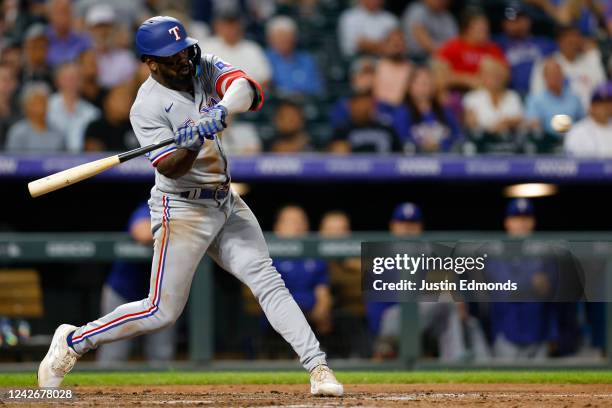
68,55,328,372
130,54,242,193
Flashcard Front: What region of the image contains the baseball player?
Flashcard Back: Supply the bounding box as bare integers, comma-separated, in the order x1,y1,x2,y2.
488,198,555,360
367,203,467,361
37,16,343,397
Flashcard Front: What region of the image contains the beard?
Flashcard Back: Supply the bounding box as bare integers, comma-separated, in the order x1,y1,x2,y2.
159,61,194,90
168,73,192,89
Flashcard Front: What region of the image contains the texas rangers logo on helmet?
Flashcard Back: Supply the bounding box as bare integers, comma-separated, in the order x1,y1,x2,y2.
168,26,181,40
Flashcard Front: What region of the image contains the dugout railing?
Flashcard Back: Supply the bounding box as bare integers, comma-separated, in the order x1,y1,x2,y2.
1,232,612,369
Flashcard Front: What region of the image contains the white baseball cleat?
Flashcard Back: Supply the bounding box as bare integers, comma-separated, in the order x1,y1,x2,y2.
310,365,344,397
38,324,80,388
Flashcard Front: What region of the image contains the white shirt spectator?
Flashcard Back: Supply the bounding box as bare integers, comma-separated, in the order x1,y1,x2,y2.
463,89,523,131
565,117,612,157
530,49,606,110
202,37,271,84
338,5,398,57
47,94,100,152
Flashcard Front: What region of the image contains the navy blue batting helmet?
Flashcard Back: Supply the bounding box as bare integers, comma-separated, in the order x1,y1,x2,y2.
391,202,422,222
506,198,534,217
135,16,198,58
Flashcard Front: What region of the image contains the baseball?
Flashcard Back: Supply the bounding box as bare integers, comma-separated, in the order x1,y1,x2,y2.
551,114,572,133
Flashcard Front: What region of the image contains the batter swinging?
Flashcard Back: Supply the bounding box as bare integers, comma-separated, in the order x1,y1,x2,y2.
37,16,343,397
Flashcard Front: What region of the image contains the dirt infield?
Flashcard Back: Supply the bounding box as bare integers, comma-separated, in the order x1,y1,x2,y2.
3,384,612,407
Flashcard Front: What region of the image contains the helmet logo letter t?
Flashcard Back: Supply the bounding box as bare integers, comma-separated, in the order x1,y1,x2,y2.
168,26,181,40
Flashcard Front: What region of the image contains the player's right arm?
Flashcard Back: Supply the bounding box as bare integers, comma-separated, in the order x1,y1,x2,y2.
155,149,199,179
188,55,264,141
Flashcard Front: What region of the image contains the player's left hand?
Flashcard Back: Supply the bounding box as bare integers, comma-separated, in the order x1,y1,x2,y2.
196,105,228,139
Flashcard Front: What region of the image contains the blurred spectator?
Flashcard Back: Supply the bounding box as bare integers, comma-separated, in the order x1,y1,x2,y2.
84,85,137,151
504,198,535,237
338,0,399,57
433,10,506,91
74,0,151,29
524,0,609,36
522,0,564,24
273,0,318,20
273,205,332,336
388,202,424,235
159,8,211,47
379,66,463,153
265,16,323,96
401,0,458,61
530,25,606,110
220,116,261,155
607,2,612,35
494,3,557,95
267,99,312,153
202,10,271,85
367,203,468,361
565,82,612,156
132,61,152,89
330,57,376,129
21,24,53,88
525,58,585,141
48,62,100,152
319,211,351,238
0,39,23,78
329,90,400,154
372,29,412,106
97,202,176,365
195,0,276,34
1,0,46,43
489,198,554,360
464,57,524,137
319,210,359,318
78,49,105,109
46,0,92,67
85,4,138,88
0,63,19,147
319,211,369,358
5,82,65,152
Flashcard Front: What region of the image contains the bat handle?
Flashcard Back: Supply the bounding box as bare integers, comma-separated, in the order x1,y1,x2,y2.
118,137,175,163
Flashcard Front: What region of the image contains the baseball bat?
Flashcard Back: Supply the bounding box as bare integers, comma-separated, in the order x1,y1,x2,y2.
28,137,175,198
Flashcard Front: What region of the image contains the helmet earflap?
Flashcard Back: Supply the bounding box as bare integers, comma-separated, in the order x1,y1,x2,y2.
188,44,202,77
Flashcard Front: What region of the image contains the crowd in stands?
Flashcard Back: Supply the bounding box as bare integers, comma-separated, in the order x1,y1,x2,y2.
0,0,610,156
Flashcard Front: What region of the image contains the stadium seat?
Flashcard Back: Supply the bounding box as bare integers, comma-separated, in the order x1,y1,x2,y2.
0,269,43,318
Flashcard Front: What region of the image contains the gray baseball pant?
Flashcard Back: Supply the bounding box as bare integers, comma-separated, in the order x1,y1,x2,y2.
70,189,327,372
96,284,176,365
